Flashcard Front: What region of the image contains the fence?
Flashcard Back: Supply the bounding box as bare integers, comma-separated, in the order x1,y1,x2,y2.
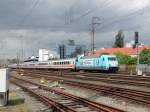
119,64,150,75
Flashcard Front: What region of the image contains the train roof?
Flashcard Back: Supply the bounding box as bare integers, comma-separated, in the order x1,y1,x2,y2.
80,54,116,59
37,58,76,63
24,58,38,62
50,58,76,62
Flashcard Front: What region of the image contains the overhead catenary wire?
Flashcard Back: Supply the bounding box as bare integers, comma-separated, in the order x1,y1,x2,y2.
99,4,150,31
17,0,41,27
65,0,111,25
51,1,150,31
5,1,149,31
14,0,113,30
13,0,150,34
15,0,40,62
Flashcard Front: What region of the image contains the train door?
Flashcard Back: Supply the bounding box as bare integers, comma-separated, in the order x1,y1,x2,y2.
100,56,106,70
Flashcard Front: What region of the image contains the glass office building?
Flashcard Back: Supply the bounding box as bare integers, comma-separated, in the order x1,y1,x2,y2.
59,40,86,59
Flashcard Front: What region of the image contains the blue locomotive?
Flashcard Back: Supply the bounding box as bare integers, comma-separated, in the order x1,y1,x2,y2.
75,54,118,72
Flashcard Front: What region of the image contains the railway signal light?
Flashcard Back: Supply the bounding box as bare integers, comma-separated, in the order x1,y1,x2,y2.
135,32,139,44
133,32,139,48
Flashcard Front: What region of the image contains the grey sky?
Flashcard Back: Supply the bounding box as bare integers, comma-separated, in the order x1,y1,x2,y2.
0,0,150,58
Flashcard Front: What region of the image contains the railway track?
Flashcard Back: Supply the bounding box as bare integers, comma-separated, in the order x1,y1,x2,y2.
22,69,150,81
22,69,150,88
13,70,150,106
11,76,124,112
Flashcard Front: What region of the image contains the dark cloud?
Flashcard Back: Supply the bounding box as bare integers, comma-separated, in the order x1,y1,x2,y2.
0,0,150,58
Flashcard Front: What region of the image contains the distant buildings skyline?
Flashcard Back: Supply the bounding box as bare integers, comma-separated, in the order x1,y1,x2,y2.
59,40,86,59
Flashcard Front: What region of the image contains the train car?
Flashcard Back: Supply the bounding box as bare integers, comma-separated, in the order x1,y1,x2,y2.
8,64,18,69
50,58,76,70
36,61,51,69
21,62,37,69
18,58,76,70
75,54,118,72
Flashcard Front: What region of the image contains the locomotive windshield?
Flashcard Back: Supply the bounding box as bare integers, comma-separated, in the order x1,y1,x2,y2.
108,57,116,61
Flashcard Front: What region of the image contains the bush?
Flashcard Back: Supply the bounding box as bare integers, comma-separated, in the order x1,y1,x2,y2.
139,48,150,64
114,52,137,65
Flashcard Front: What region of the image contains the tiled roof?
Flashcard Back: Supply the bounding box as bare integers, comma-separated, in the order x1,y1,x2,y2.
93,46,150,56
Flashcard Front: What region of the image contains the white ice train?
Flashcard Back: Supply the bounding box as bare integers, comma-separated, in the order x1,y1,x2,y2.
9,54,119,72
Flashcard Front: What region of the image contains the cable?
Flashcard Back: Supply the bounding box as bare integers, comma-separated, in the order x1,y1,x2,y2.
18,0,40,27
99,4,150,31
65,0,111,25
65,7,97,25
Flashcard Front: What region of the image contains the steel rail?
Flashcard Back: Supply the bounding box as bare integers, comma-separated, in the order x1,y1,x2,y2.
11,80,76,112
11,75,125,112
15,72,150,106
22,70,150,87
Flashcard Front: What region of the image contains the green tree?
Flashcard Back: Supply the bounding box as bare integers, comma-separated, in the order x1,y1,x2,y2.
114,52,136,65
113,30,124,48
139,49,150,64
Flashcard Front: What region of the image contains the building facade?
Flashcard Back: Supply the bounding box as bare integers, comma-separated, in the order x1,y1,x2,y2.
39,49,59,61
